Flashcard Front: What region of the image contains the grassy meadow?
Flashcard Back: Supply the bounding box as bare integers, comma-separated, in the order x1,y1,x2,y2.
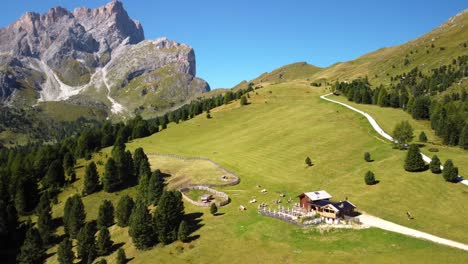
45,81,468,263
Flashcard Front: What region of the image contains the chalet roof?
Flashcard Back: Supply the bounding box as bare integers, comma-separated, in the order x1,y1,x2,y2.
303,190,332,201
309,200,356,212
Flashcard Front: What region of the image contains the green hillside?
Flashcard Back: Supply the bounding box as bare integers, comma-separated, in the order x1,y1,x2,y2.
44,82,468,263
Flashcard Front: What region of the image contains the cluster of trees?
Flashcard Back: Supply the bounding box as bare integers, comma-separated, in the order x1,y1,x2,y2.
333,55,468,149
404,144,459,182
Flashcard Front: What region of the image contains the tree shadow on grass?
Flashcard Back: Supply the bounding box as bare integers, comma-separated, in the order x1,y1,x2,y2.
109,242,125,255
213,213,225,216
183,212,204,242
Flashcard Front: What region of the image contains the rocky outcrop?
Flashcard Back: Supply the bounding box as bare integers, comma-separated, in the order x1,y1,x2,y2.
0,0,209,117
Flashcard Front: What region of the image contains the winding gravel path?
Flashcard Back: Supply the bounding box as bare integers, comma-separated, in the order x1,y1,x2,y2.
320,93,468,186
359,213,468,251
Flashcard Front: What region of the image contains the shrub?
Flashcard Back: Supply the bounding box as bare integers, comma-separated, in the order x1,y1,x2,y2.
364,171,376,185
305,157,312,166
364,152,372,162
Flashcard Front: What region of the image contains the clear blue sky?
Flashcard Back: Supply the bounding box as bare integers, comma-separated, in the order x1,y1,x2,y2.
1,1,466,88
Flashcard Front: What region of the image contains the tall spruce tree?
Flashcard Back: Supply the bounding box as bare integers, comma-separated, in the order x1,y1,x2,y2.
178,220,189,242
96,226,113,256
43,159,65,189
63,195,86,238
97,200,114,228
137,173,150,205
103,158,120,193
116,195,135,227
128,201,155,250
77,222,97,264
147,170,165,206
83,162,100,195
153,190,185,244
404,144,426,172
442,159,459,182
116,248,127,264
429,155,442,174
460,123,468,150
57,237,74,264
17,227,45,264
36,194,54,245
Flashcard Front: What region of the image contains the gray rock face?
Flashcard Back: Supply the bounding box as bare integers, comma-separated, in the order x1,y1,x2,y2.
0,0,209,117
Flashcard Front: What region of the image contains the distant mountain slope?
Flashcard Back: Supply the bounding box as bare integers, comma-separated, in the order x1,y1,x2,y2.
0,0,209,118
239,10,468,88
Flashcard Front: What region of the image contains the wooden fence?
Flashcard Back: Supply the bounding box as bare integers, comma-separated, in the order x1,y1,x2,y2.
179,185,230,207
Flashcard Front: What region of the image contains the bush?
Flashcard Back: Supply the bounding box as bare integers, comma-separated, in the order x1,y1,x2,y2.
442,160,459,182
210,203,218,215
364,152,372,162
364,171,376,185
305,157,312,166
429,155,442,174
419,131,428,142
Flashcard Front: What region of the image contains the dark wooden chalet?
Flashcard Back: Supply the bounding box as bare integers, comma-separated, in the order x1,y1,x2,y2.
298,190,356,219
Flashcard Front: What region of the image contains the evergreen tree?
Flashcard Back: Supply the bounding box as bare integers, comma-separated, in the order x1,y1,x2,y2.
116,248,127,264
97,200,114,228
43,159,65,189
442,159,459,182
460,123,468,150
63,195,86,238
404,144,426,172
116,195,135,227
178,220,189,242
133,148,148,173
96,226,113,256
429,155,442,174
210,203,218,215
137,173,150,205
393,121,414,148
17,227,45,264
62,152,75,174
377,88,388,107
138,158,151,180
419,131,428,143
103,158,120,193
36,194,54,245
15,176,39,214
364,152,372,162
240,95,248,106
83,161,100,195
57,237,74,264
154,191,185,244
364,171,376,185
305,157,312,166
147,170,165,206
129,201,155,249
77,222,97,263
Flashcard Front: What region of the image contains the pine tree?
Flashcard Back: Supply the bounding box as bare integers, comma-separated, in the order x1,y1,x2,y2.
459,123,468,150
129,201,155,249
404,144,426,172
103,158,120,193
116,248,127,264
43,159,65,189
77,222,97,263
429,155,442,174
364,171,376,185
116,195,135,227
210,203,218,215
62,152,75,173
57,237,74,264
178,220,189,242
137,173,150,205
63,195,86,238
97,200,115,228
147,170,165,206
36,194,54,245
83,162,100,195
17,227,45,264
138,158,151,181
442,159,459,182
154,191,185,244
133,148,148,176
305,157,312,166
419,131,428,143
96,226,113,256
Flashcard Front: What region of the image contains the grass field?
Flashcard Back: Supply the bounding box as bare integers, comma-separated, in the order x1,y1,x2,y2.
45,81,468,263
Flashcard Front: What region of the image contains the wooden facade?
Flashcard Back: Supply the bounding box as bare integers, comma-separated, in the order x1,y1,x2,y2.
298,191,356,219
